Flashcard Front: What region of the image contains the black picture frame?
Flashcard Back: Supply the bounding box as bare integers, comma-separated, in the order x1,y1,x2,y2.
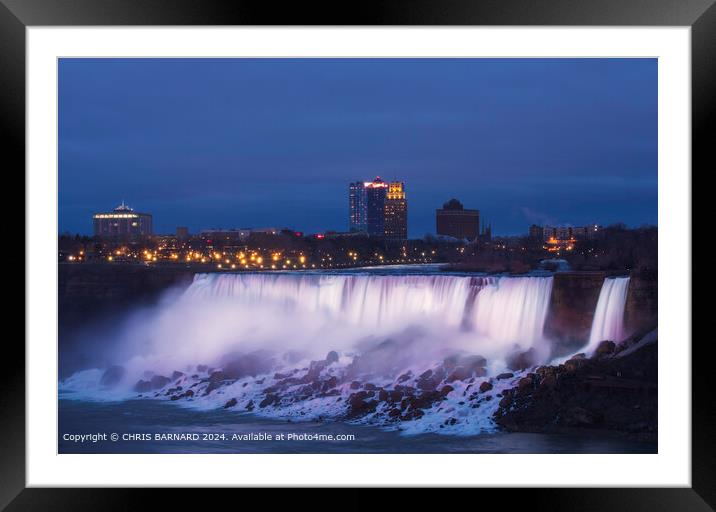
4,0,708,508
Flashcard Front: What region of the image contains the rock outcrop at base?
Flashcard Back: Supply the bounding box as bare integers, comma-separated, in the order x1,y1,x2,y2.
495,333,657,437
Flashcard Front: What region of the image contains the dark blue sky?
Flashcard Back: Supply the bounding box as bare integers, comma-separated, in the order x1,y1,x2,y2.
59,58,657,236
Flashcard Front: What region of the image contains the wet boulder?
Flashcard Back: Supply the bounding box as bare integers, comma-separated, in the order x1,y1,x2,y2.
259,393,279,408
507,348,537,371
209,371,228,383
150,375,171,389
564,355,589,373
496,372,514,380
479,381,493,393
223,398,238,409
446,366,470,383
325,351,339,365
439,385,455,397
346,394,378,418
594,340,616,357
563,406,601,427
134,380,152,393
397,371,412,383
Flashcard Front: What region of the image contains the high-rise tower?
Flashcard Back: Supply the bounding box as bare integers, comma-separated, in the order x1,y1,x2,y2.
349,181,367,232
384,181,408,241
364,177,388,236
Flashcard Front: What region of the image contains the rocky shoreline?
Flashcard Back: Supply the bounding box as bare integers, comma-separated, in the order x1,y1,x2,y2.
80,329,657,438
495,332,657,440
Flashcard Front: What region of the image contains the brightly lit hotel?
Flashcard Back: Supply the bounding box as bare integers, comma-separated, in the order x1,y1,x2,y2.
92,201,153,238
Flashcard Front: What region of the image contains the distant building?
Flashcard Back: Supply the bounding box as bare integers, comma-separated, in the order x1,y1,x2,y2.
384,181,408,241
198,227,280,244
199,229,252,244
364,177,388,236
529,224,544,240
176,226,189,241
435,199,479,241
93,201,152,239
349,177,408,239
539,224,603,252
348,181,367,232
542,225,601,243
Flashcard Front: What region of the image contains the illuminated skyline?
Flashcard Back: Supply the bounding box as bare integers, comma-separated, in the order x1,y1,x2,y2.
59,58,657,236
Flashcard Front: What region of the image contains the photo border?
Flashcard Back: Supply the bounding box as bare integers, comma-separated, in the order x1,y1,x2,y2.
5,0,709,508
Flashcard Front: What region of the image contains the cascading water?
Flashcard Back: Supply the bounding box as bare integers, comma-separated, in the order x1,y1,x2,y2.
586,276,630,353
60,271,556,435
184,273,552,346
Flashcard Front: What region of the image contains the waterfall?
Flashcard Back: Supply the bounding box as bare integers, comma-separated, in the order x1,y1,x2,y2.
61,270,558,433
183,273,553,347
586,276,630,352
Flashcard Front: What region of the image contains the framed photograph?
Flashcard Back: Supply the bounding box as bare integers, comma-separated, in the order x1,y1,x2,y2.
7,0,708,506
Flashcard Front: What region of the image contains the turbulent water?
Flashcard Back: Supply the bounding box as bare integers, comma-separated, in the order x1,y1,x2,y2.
59,269,631,437
586,277,631,353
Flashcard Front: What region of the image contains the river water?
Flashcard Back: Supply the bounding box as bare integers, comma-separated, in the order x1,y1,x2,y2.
59,398,655,454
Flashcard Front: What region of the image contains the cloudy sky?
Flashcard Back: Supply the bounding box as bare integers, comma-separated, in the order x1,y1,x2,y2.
59,58,657,236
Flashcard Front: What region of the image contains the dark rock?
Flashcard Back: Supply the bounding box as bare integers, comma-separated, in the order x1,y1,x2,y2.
346,394,378,418
386,390,403,402
418,369,433,380
223,398,238,409
184,389,194,398
417,376,440,391
171,370,184,381
409,390,442,409
506,348,537,371
499,395,513,408
350,381,361,390
325,351,339,364
539,374,557,389
563,406,600,426
439,385,454,397
594,340,616,357
133,379,152,393
245,400,254,411
446,366,470,383
397,372,412,383
495,340,657,436
150,375,171,389
302,360,326,382
496,372,514,380
204,382,221,395
197,365,208,373
100,365,125,387
402,408,425,420
259,393,279,408
479,381,493,393
564,356,588,373
518,374,535,388
209,371,227,383
321,376,339,392
364,383,377,391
